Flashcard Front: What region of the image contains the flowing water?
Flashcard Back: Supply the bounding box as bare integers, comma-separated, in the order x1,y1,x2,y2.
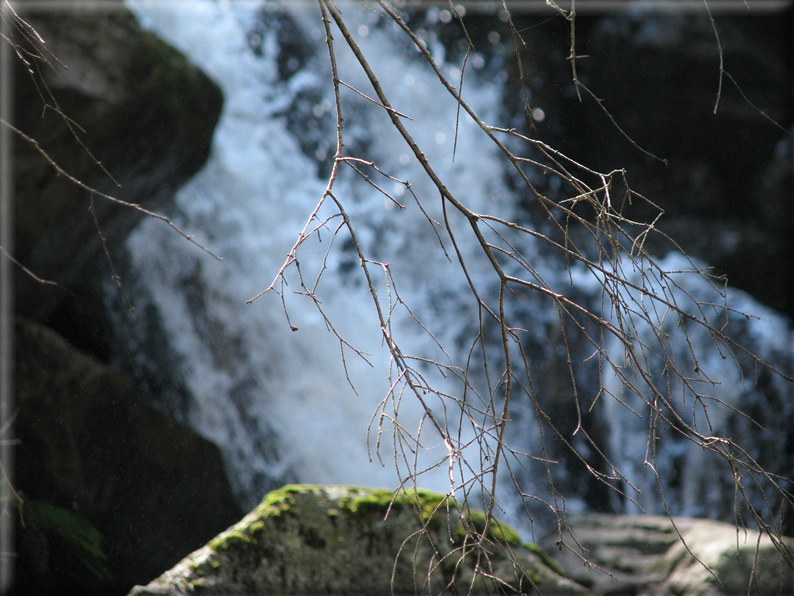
114,1,793,536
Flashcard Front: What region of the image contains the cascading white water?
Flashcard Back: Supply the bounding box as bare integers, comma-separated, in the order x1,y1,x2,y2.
118,0,523,510
115,0,793,535
598,252,794,518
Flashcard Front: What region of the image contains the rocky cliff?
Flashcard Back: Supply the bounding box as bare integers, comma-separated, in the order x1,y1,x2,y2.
12,0,222,332
8,2,241,594
13,318,243,594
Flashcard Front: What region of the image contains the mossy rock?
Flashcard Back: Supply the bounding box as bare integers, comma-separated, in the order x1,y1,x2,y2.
129,485,592,595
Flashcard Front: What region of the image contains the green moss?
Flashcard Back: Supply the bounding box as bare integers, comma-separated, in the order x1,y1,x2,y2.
524,542,565,575
171,486,578,595
208,533,231,551
339,490,391,513
231,527,258,544
188,562,207,578
238,486,532,563
450,508,523,548
486,517,522,547
256,486,300,518
208,524,261,551
308,486,528,552
137,31,204,111
207,535,227,551
414,490,455,520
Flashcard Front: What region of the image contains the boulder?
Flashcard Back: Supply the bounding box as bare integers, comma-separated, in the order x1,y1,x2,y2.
8,5,234,591
540,513,794,595
129,484,592,595
13,317,244,594
12,0,223,328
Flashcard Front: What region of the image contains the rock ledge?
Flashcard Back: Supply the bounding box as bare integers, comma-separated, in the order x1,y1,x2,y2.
540,514,794,595
129,484,590,595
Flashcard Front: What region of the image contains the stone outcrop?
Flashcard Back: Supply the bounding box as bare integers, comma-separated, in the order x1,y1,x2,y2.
128,485,592,596
540,514,794,595
9,3,236,593
12,0,223,327
13,317,244,594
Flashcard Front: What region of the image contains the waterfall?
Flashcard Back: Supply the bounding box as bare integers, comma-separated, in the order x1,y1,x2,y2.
116,0,519,510
113,1,793,535
600,252,794,519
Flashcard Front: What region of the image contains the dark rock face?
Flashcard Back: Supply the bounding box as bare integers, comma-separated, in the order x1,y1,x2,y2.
12,0,223,329
8,2,238,594
13,317,244,595
504,9,793,319
540,514,794,596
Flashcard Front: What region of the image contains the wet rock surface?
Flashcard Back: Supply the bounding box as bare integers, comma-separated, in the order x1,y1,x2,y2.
540,514,794,595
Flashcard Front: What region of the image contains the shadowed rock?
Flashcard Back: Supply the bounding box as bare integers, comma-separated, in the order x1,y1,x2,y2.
13,317,243,593
13,0,223,325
